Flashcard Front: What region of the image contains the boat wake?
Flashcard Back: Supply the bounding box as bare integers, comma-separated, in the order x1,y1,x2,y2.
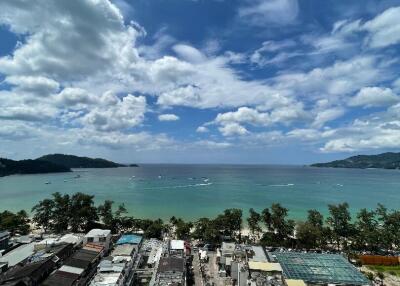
268,183,294,187
142,182,213,190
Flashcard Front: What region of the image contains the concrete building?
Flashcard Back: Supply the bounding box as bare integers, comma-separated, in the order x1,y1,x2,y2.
155,257,186,286
0,232,10,251
169,240,185,257
0,243,35,267
84,229,112,252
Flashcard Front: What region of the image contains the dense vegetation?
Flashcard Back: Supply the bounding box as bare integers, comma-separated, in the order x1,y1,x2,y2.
0,158,70,177
37,154,129,168
311,152,400,169
0,210,30,235
1,192,396,254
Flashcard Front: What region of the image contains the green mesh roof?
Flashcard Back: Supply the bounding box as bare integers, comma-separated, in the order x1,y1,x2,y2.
274,252,370,285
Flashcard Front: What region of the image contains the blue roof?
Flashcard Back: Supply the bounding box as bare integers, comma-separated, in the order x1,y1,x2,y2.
116,234,142,245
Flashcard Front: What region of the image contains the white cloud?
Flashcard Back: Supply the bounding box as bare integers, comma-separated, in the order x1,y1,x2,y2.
332,6,400,49
158,114,180,121
82,93,146,131
238,0,299,26
5,75,59,96
194,140,232,149
196,126,209,133
219,123,249,136
172,44,206,63
349,87,399,108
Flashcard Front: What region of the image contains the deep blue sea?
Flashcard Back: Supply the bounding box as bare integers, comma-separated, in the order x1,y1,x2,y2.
0,165,399,221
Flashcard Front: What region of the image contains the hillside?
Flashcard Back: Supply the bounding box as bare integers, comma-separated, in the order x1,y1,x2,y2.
0,158,71,177
37,154,127,168
311,152,400,169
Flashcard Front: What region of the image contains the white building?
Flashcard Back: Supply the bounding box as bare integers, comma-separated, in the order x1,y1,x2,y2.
84,229,112,251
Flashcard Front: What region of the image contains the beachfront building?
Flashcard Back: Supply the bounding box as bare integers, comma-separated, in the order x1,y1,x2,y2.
0,232,9,251
90,234,141,286
42,242,104,286
273,252,371,286
0,242,35,268
155,257,186,286
0,256,56,286
169,240,185,257
84,229,112,252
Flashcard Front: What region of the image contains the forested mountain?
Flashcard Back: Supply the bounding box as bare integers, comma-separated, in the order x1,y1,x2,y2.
311,152,400,169
37,154,126,168
0,158,70,177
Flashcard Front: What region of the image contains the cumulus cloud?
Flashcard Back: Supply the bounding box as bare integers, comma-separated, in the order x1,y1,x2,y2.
349,87,399,108
158,114,180,121
219,123,249,136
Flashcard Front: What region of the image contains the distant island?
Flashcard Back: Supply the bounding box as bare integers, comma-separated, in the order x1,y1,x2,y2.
311,152,400,169
0,154,138,177
37,154,130,169
0,158,71,177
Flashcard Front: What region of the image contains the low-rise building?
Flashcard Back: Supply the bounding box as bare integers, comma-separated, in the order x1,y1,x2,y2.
0,242,35,267
170,240,185,257
155,257,186,286
84,229,111,252
0,232,10,251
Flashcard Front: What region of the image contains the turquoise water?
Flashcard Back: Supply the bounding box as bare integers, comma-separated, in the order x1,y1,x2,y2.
0,165,399,221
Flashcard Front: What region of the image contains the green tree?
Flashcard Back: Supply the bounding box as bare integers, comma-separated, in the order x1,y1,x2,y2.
326,203,354,250
214,209,242,239
260,204,295,247
175,219,193,240
247,208,262,241
353,208,379,251
69,192,98,232
52,192,71,233
192,218,221,244
0,210,30,235
32,198,55,233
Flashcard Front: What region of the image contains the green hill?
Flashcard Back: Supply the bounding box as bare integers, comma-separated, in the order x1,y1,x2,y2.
311,152,400,169
37,154,126,168
0,158,71,177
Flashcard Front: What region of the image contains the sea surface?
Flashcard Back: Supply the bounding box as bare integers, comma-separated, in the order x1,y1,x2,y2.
0,165,399,221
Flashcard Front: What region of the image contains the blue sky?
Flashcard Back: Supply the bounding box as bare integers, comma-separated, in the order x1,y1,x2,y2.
0,0,400,164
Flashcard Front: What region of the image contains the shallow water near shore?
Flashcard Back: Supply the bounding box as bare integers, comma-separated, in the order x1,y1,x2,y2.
0,164,399,221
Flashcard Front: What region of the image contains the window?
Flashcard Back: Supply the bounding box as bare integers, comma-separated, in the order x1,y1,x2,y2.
87,237,94,243
99,237,106,242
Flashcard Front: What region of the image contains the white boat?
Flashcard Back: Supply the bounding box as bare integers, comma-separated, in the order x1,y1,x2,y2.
45,181,51,185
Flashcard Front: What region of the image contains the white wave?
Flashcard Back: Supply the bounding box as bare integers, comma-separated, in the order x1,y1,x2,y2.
268,183,294,187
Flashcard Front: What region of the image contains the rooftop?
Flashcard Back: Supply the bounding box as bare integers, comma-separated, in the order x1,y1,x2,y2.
170,240,185,250
248,261,282,272
116,234,142,245
0,242,35,267
274,252,371,286
112,244,135,257
249,246,268,263
85,229,111,238
42,270,80,286
0,231,10,239
158,257,185,273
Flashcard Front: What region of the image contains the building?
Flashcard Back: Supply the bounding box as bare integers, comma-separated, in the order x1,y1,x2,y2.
0,243,35,267
274,252,371,286
248,246,268,263
169,240,185,257
84,229,111,252
0,256,56,286
0,232,10,251
42,244,103,286
155,257,186,286
89,258,128,286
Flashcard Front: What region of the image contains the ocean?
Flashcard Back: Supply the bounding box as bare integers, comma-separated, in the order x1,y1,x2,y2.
0,165,399,221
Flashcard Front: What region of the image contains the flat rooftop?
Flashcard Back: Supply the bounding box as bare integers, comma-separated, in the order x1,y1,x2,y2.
274,252,370,286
